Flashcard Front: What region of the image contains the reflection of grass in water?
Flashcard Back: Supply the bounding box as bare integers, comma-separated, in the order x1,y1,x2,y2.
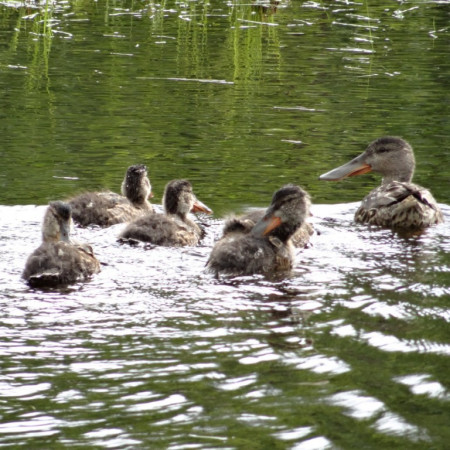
3,0,54,93
431,17,436,48
365,2,375,60
171,0,281,84
176,1,210,79
228,2,281,84
27,1,53,93
362,0,375,97
8,13,23,54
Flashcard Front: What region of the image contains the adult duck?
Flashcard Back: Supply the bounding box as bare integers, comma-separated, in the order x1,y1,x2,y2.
69,164,153,227
22,201,101,287
206,184,311,277
119,179,212,246
319,137,444,231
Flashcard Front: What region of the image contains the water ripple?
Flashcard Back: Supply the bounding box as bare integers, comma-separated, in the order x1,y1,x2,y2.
0,201,448,448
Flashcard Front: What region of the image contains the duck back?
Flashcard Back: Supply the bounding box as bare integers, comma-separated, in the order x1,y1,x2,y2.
356,181,444,230
69,192,149,227
119,213,201,247
22,241,101,287
207,234,293,276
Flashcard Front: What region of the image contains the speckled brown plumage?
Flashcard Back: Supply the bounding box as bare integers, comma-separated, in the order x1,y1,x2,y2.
22,201,100,288
119,179,212,247
354,180,443,229
207,184,311,277
69,165,152,227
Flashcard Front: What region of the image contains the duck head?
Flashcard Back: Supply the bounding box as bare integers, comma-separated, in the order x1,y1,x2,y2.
121,164,153,204
163,179,212,218
251,184,311,242
42,201,72,243
319,137,416,185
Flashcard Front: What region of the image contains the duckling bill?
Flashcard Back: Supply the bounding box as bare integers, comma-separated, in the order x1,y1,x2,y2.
119,179,212,247
206,184,311,277
22,201,101,288
221,207,313,249
320,137,444,231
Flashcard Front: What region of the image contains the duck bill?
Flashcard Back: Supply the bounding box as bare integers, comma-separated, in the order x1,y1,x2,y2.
149,191,154,199
319,154,372,181
191,199,213,215
251,215,282,237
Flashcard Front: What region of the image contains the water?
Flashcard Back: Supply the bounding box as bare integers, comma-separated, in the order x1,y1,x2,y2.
1,203,449,448
0,0,448,210
0,0,449,448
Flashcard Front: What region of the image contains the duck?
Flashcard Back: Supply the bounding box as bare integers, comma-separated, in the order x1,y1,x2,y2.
68,164,153,227
119,179,212,246
319,137,444,231
206,184,311,277
22,201,101,288
221,206,314,248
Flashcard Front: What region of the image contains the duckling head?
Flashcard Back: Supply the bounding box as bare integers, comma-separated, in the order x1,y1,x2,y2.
121,164,152,204
163,179,212,218
251,184,311,242
42,201,72,243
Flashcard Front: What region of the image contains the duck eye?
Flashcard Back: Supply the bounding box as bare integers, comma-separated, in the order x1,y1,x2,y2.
377,147,390,153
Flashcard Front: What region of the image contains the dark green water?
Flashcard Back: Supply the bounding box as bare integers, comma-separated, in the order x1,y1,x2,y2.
0,1,449,449
1,0,449,211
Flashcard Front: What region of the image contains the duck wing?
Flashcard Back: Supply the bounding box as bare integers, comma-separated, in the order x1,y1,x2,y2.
356,181,443,229
69,192,145,227
119,213,200,247
26,269,64,288
23,242,100,287
206,234,293,276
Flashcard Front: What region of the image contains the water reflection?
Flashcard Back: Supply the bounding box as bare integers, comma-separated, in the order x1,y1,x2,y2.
1,0,448,208
395,374,449,401
1,0,449,448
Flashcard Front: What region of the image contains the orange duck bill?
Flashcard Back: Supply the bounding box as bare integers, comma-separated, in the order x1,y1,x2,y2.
191,198,213,214
319,153,372,181
251,214,282,237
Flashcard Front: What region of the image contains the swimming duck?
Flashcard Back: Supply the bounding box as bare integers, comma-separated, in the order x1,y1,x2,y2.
319,137,444,230
119,179,212,246
68,164,153,227
207,184,311,277
22,201,101,287
221,207,314,248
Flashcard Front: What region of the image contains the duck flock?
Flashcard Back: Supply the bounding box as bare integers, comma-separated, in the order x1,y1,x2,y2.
22,137,444,288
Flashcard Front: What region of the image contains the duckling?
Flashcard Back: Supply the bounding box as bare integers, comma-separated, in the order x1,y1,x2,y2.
207,184,311,277
319,137,444,231
119,179,212,246
68,164,152,227
22,201,101,287
221,207,314,248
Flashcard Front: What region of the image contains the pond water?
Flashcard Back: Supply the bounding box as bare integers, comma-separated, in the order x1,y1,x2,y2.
0,0,449,448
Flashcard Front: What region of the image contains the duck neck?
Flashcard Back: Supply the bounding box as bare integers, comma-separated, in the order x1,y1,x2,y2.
269,222,298,243
42,213,71,243
380,152,415,185
166,210,185,222
381,170,413,185
133,198,152,210
170,211,199,233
